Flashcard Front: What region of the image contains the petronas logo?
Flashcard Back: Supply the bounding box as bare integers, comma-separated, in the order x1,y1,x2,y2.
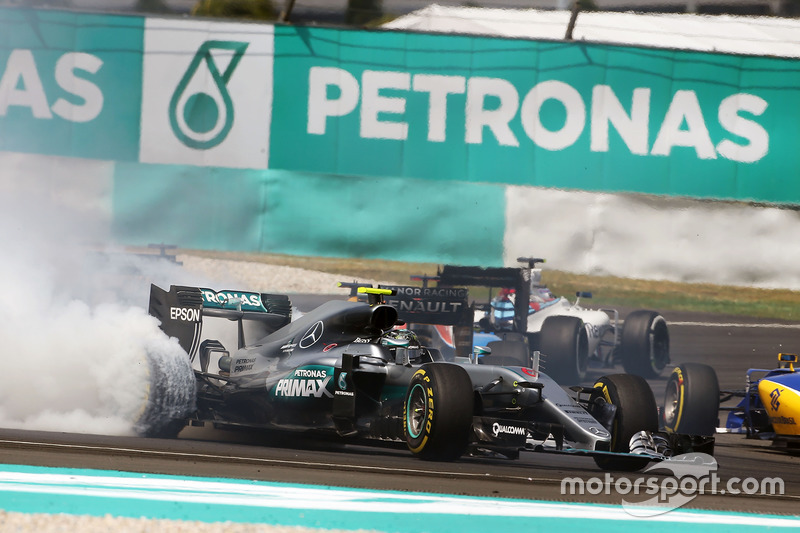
169,40,249,150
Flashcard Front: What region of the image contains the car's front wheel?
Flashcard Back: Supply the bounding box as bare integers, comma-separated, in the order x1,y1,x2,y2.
663,363,719,436
593,373,659,471
404,363,473,461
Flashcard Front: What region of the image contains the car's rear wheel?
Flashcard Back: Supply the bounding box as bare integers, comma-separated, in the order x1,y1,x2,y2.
404,363,473,461
134,349,196,438
593,373,659,471
620,310,670,378
540,316,589,384
663,363,719,436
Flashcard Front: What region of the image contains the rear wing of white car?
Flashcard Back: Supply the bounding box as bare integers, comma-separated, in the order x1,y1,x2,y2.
437,265,531,334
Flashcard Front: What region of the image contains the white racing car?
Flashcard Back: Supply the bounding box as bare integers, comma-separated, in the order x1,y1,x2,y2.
435,258,670,384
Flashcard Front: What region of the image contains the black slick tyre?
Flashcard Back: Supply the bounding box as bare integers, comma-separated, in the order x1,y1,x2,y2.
593,373,659,471
620,310,670,379
663,363,719,436
404,363,473,461
134,350,197,438
540,316,588,384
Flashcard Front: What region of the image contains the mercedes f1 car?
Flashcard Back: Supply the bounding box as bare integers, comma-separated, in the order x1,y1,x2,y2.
426,258,670,384
143,283,711,470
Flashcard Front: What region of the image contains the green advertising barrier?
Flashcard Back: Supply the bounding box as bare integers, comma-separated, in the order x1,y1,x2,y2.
4,7,800,267
112,163,506,264
270,26,800,204
0,8,143,160
112,163,266,251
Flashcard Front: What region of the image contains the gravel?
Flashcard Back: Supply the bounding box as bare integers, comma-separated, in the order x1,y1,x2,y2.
177,255,385,295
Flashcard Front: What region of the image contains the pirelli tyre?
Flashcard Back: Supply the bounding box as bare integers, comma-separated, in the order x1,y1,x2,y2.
663,363,720,436
540,316,589,384
620,310,670,379
404,363,473,461
134,349,197,438
593,373,659,471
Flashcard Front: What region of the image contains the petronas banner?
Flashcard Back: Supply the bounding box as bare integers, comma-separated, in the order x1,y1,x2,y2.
0,9,143,160
269,26,800,204
138,18,274,169
1,7,799,206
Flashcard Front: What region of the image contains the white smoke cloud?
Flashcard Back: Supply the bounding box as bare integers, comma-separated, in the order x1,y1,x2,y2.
504,187,800,290
0,154,211,435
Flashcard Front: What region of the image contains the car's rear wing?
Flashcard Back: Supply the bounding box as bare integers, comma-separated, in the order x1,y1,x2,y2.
337,281,474,357
379,284,472,327
337,282,472,325
437,265,531,333
148,284,292,358
378,284,474,359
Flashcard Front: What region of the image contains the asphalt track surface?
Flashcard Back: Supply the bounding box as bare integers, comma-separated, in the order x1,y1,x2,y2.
2,297,800,516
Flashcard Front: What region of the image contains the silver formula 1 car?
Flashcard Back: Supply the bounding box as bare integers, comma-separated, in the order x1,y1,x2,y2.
142,283,710,470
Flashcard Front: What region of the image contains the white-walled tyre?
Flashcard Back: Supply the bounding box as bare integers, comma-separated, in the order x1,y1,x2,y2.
540,316,589,384
621,310,670,379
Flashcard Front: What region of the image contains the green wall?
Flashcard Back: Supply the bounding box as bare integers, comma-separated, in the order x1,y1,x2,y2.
112,164,506,265
270,26,800,203
0,9,143,160
1,7,798,266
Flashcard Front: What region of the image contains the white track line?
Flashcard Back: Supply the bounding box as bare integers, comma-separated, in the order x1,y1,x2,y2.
669,322,800,329
1,470,800,527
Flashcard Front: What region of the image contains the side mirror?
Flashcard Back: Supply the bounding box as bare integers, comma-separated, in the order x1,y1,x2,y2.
471,344,491,364
779,352,798,370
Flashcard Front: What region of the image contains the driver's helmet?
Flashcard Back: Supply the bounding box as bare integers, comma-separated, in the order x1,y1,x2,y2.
540,286,554,298
381,327,421,348
495,287,515,302
532,286,555,302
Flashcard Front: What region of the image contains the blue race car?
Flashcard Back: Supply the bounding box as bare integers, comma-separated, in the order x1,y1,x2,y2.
662,353,800,451
718,353,800,449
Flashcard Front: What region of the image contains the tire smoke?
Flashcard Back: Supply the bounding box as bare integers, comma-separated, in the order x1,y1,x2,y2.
0,174,203,436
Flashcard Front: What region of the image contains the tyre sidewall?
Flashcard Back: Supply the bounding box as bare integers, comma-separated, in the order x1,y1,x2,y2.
593,373,658,470
403,363,473,460
621,310,670,379
404,369,434,453
135,349,196,438
541,316,588,384
663,365,686,433
663,363,719,435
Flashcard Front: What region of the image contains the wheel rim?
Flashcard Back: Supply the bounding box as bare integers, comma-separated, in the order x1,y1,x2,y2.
649,318,670,373
406,383,427,439
664,379,680,426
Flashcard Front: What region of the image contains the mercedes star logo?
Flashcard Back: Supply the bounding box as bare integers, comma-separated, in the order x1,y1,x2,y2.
299,321,324,349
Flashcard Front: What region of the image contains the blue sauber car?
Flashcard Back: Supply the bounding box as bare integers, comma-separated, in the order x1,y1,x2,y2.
663,353,800,451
